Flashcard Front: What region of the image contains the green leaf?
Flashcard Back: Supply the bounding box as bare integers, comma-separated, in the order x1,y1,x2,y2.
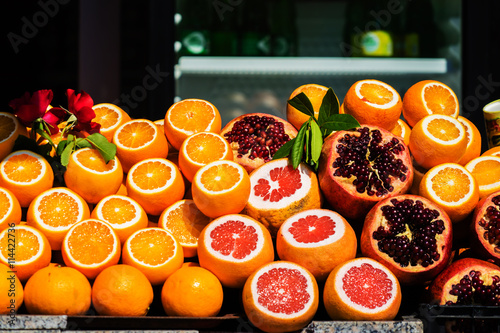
75,138,93,149
272,138,295,160
291,120,308,169
320,114,360,134
318,88,340,125
60,140,75,167
310,120,323,164
287,92,315,118
86,133,117,163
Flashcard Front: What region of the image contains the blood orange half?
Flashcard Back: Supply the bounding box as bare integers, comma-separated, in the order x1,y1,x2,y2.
323,257,402,321
242,261,319,333
197,214,274,288
243,158,322,237
276,208,357,282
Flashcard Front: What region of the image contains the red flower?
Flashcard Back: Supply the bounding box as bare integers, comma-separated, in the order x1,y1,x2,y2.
9,90,54,126
66,89,101,134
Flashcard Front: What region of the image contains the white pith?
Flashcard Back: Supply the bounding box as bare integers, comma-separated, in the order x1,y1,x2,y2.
457,118,473,150
425,163,476,206
280,209,346,248
128,158,177,193
0,225,44,264
421,114,465,145
0,113,18,144
95,195,142,229
465,156,500,190
73,148,119,174
194,160,244,194
64,219,119,267
421,82,458,116
115,119,157,149
334,258,398,313
0,151,47,185
182,132,228,166
204,214,265,262
248,159,312,209
167,99,216,135
126,227,178,267
92,103,123,131
34,188,87,231
251,261,316,318
354,80,399,109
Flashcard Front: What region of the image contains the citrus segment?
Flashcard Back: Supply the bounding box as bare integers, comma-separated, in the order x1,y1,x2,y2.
197,214,274,288
126,158,185,216
243,158,322,236
0,187,22,231
465,156,500,200
403,80,459,127
419,163,480,223
0,150,54,207
91,195,148,243
457,116,482,165
409,114,467,170
242,261,319,333
390,118,411,146
0,225,51,282
323,257,402,321
92,264,154,316
164,99,222,150
61,219,121,280
192,160,250,218
64,148,124,204
276,209,357,281
113,119,169,172
286,83,329,130
92,103,131,141
121,227,184,285
27,187,90,250
343,79,402,131
158,199,212,258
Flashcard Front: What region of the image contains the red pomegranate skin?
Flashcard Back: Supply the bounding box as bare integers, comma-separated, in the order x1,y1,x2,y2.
360,194,453,285
470,191,500,266
429,257,500,305
318,125,414,222
220,113,298,173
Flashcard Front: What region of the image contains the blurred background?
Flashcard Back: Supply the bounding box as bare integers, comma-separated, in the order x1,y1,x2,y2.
2,0,500,152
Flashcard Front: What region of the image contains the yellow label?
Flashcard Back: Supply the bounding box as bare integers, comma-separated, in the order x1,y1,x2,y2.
361,31,393,57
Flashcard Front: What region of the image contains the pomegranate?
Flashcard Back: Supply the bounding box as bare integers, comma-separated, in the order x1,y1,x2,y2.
470,191,500,265
220,113,298,173
429,257,500,305
318,125,413,222
360,194,453,285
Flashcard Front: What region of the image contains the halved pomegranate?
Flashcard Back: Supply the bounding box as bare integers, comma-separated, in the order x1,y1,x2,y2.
470,190,500,265
360,194,453,285
429,257,500,305
220,113,298,173
318,125,414,222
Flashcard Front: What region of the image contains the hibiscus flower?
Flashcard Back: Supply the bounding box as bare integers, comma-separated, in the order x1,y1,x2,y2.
66,89,101,134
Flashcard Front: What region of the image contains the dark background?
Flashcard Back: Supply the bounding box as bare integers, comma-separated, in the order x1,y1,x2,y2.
2,0,500,149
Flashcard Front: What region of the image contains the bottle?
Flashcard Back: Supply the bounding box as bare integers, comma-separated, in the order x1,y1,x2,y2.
239,0,271,56
175,0,211,57
210,0,239,56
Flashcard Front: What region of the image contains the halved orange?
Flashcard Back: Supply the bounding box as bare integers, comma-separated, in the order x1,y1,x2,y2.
0,187,22,231
0,112,26,161
191,160,251,218
113,119,169,172
390,118,411,146
0,150,54,207
482,146,500,158
92,103,131,142
409,114,468,170
343,79,402,131
121,227,184,285
403,80,459,127
457,116,482,166
286,83,329,131
465,156,500,200
91,194,149,243
27,187,90,250
126,158,185,216
178,131,233,183
0,224,51,282
64,147,124,204
158,199,212,258
419,163,480,223
61,219,121,280
164,99,222,151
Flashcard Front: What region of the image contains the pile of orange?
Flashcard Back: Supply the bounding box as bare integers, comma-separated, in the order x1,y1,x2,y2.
0,78,498,332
